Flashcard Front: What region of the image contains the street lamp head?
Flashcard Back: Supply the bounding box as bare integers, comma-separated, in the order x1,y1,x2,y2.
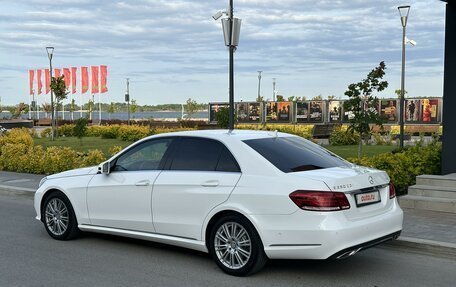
398,5,410,27
46,46,54,60
405,37,417,46
212,11,225,20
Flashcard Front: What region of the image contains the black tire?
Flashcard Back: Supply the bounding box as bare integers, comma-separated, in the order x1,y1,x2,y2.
42,191,80,240
208,214,268,276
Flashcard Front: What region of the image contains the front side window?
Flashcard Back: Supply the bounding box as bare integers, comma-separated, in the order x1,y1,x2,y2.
169,138,240,172
113,138,173,171
243,136,350,173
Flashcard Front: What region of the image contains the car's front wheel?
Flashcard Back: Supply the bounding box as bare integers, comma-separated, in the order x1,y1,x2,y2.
209,215,267,276
42,192,80,240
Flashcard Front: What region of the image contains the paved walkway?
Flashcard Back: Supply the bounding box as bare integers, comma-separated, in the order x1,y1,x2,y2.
0,171,454,256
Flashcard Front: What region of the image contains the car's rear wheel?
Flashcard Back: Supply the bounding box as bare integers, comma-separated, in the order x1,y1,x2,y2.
209,215,267,276
42,192,80,240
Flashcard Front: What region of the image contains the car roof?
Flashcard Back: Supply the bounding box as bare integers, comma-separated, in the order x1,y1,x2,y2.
150,129,295,141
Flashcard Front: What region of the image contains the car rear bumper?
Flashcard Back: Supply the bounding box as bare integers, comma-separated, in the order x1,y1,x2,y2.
253,203,403,259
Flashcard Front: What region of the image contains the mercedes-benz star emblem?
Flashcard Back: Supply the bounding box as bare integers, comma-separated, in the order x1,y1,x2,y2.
368,176,375,185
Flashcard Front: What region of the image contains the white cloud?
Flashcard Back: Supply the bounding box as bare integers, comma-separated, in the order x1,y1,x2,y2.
0,0,447,105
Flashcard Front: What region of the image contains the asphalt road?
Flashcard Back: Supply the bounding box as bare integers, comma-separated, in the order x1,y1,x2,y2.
1,193,455,287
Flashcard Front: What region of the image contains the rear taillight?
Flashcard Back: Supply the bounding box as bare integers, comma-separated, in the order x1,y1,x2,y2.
389,182,396,199
289,190,350,211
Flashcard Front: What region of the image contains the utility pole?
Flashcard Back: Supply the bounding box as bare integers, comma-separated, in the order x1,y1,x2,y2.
272,78,276,102
257,71,262,101
125,78,130,125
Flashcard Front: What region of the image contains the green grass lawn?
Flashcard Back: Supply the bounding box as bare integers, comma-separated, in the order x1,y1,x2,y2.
325,145,397,159
34,137,133,156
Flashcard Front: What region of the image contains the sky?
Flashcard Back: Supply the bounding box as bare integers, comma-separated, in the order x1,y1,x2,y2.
0,0,447,106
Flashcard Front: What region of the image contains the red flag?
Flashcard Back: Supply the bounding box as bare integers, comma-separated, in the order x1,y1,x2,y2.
29,70,34,95
54,68,61,78
71,67,77,94
45,69,50,94
100,65,108,93
91,66,99,93
63,68,71,88
37,69,43,95
81,67,88,94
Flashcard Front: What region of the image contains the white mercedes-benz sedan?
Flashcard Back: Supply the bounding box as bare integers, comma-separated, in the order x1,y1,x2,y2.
35,130,403,276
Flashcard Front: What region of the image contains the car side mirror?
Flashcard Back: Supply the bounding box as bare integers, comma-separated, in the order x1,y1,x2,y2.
99,161,110,175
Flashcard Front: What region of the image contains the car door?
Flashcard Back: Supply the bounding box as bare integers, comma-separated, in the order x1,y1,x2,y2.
152,137,242,240
87,137,174,232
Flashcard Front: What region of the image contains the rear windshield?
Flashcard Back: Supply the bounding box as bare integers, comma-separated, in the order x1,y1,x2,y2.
243,136,350,173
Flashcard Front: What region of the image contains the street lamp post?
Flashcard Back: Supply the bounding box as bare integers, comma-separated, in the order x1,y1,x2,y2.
398,5,410,149
257,71,262,101
46,47,55,141
213,0,241,130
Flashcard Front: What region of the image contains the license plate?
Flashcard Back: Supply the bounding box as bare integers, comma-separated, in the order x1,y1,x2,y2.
355,191,380,207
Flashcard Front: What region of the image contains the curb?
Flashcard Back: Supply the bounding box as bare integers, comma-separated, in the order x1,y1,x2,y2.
384,236,456,258
0,185,35,198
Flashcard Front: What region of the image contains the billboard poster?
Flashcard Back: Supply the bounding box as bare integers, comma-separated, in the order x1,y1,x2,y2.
380,100,398,122
405,99,420,122
296,102,309,122
277,102,291,122
209,103,229,122
329,101,342,122
248,102,261,122
309,101,323,122
265,102,278,121
236,103,249,122
420,99,439,123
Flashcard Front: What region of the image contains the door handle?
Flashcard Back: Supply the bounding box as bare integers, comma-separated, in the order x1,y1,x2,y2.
201,180,219,187
135,180,150,186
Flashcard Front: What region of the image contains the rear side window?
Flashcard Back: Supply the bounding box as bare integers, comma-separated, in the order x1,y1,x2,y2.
170,138,240,172
243,137,349,173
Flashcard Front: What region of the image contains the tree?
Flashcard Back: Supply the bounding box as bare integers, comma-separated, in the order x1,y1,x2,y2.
87,99,94,121
312,94,323,100
344,61,388,158
50,75,69,138
185,98,198,119
73,117,88,145
130,99,137,118
276,95,284,102
12,103,27,119
256,96,264,102
395,89,407,98
215,107,236,128
108,102,116,120
69,98,76,121
327,95,336,100
42,103,51,118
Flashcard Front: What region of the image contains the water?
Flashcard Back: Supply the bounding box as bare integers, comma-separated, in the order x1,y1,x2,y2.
1,111,209,121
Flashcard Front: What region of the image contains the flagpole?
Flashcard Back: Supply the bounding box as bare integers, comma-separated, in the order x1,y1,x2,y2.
98,92,101,124
80,94,83,118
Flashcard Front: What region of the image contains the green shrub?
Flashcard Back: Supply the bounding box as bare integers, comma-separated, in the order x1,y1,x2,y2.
58,124,76,137
82,150,106,166
40,128,52,138
100,125,120,139
329,126,359,145
74,118,88,141
0,128,34,146
118,125,151,141
349,141,442,195
108,145,123,156
85,125,106,137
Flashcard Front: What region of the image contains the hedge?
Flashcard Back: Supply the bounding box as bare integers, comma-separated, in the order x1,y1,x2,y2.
1,128,106,174
349,141,441,195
